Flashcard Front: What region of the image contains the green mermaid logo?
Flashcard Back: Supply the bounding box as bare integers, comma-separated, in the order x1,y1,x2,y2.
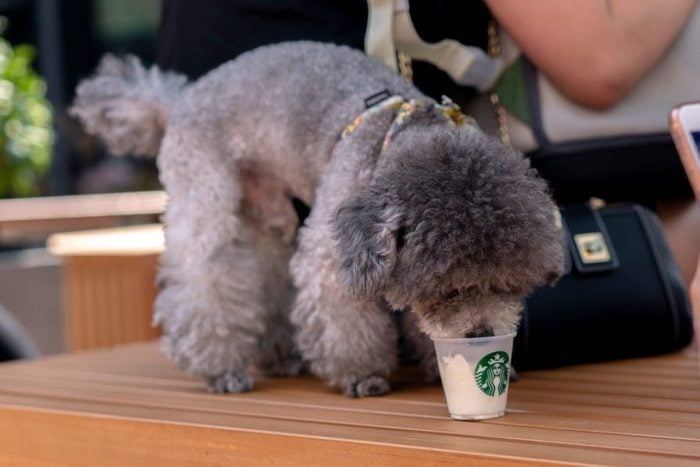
474,351,510,397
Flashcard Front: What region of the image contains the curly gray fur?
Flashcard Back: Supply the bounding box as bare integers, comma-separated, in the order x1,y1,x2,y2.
71,42,564,397
71,54,188,156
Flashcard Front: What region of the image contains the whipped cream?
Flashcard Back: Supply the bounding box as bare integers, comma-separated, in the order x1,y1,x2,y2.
439,353,508,420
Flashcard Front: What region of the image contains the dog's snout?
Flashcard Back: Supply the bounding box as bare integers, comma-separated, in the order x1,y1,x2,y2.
465,326,494,338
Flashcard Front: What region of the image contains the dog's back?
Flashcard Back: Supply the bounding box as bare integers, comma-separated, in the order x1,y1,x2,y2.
72,42,425,203
176,42,424,193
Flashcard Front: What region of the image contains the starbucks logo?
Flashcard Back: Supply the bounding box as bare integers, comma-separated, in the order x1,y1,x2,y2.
474,351,510,397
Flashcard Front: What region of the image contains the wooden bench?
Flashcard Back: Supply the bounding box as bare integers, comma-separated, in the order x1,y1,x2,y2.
0,190,166,244
0,342,698,465
0,191,166,354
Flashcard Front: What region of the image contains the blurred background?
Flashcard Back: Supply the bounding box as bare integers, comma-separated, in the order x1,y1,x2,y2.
1,0,161,198
0,0,163,357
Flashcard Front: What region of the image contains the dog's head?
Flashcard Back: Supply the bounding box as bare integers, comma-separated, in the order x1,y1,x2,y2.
333,125,564,338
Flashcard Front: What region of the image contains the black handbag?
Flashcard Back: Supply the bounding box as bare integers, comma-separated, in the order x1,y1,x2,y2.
513,202,694,371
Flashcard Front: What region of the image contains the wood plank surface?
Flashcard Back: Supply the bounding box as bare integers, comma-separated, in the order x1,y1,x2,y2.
0,342,699,465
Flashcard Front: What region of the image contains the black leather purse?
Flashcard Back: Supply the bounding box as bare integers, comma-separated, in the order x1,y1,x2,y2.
513,202,694,370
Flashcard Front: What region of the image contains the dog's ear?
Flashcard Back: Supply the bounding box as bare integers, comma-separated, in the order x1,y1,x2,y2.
333,195,401,298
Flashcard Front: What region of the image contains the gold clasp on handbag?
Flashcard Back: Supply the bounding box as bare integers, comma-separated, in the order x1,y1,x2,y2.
574,232,611,264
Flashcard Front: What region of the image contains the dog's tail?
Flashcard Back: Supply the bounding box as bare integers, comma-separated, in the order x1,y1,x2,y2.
70,54,188,158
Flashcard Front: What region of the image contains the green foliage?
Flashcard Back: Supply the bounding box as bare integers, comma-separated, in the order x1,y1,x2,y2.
0,30,54,198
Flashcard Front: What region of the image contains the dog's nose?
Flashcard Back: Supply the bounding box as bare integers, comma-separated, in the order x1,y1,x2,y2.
464,326,494,338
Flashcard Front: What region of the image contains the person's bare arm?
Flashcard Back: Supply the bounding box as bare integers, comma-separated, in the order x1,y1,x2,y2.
485,0,697,110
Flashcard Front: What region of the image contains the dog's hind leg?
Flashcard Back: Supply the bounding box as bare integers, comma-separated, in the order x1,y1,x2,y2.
236,162,303,378
291,211,398,397
154,134,273,393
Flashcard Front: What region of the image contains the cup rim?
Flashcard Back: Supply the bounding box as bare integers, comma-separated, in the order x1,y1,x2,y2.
431,331,517,344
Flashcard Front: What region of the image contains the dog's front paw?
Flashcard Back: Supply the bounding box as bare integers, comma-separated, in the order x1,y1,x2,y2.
342,375,391,398
207,371,253,394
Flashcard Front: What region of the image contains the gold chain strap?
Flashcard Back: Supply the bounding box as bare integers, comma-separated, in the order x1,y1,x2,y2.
397,51,414,82
397,25,508,146
487,20,511,147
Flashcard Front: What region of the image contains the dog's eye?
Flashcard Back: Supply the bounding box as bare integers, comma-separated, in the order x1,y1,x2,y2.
444,289,459,300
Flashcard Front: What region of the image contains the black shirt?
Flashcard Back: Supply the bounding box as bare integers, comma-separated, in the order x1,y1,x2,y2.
157,0,491,102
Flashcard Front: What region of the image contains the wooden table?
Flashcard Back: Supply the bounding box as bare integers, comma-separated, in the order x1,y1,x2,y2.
0,343,698,466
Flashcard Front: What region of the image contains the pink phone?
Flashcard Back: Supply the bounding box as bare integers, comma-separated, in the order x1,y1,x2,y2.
670,101,700,199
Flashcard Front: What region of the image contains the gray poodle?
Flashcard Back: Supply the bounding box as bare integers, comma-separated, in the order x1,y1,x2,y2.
71,41,563,397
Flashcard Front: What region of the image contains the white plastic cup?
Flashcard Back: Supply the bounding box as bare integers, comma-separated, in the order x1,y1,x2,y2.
432,332,516,421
